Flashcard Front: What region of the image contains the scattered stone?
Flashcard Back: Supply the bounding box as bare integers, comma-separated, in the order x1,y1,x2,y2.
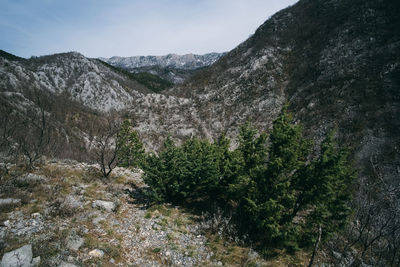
247,250,259,261
92,200,116,212
32,256,40,267
31,213,41,219
66,235,84,251
92,216,107,225
88,249,104,258
3,220,11,227
62,195,83,210
5,213,44,236
58,261,78,267
0,244,33,267
15,173,47,186
0,198,21,206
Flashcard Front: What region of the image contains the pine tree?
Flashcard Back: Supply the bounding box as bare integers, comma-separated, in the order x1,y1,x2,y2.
234,122,270,238
143,136,183,202
214,133,244,206
239,107,312,247
180,137,220,204
117,120,145,168
263,106,312,247
140,109,355,253
301,131,355,245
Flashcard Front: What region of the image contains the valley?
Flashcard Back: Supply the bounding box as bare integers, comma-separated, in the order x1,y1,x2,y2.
0,0,399,266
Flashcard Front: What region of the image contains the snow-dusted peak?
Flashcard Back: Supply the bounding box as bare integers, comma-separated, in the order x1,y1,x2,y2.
100,52,226,70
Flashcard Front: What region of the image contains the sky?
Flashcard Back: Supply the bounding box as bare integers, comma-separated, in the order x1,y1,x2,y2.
0,0,297,58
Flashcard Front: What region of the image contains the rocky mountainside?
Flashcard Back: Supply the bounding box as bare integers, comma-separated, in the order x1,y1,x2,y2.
0,0,399,264
100,53,225,84
168,0,400,180
125,1,399,263
0,51,151,112
1,0,398,193
100,53,225,70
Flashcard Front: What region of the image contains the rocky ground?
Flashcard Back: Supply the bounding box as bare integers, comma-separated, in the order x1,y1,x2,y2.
0,160,308,267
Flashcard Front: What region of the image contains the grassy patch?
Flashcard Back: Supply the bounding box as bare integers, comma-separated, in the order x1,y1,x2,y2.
144,211,152,219
204,232,310,267
114,175,127,184
84,183,102,199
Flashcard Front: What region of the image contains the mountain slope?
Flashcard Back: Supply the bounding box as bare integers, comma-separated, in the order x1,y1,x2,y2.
0,52,152,112
161,0,400,263
100,53,226,84
170,0,400,176
100,53,225,70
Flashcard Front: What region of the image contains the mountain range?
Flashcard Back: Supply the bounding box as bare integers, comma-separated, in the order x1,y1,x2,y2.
0,0,399,265
100,52,225,84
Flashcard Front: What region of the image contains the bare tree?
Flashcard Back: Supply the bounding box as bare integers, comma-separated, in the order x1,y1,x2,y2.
16,105,52,170
0,99,20,176
326,154,400,266
91,112,122,179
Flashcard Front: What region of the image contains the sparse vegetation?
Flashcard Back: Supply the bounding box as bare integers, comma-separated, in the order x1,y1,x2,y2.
96,59,173,93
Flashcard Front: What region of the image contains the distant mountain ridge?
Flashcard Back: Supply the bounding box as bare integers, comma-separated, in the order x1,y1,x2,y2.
0,0,399,263
100,52,225,70
99,52,226,84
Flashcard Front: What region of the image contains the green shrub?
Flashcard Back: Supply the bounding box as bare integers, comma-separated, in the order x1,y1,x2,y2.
140,107,355,251
117,120,145,168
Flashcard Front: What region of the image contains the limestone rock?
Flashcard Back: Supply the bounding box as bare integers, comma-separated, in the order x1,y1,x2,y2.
0,198,21,206
66,235,84,251
62,195,83,210
88,249,104,258
58,261,78,267
32,256,40,267
0,244,33,267
15,173,47,186
92,200,116,212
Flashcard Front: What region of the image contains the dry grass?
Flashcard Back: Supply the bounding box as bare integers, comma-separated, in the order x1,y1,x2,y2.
203,233,310,267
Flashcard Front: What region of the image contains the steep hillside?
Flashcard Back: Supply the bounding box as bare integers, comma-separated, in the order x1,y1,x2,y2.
161,0,400,264
0,0,399,264
170,0,400,178
0,51,151,112
0,51,158,162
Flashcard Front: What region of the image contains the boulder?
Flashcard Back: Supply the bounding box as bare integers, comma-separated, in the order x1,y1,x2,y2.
0,198,21,207
92,200,115,212
58,261,78,267
88,249,104,258
62,195,83,210
32,257,40,267
66,235,84,251
0,244,33,267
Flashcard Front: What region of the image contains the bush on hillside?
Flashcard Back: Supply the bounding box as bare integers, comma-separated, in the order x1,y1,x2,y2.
134,107,355,251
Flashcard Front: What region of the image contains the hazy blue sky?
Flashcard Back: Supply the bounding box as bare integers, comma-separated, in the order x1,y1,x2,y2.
0,0,297,58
